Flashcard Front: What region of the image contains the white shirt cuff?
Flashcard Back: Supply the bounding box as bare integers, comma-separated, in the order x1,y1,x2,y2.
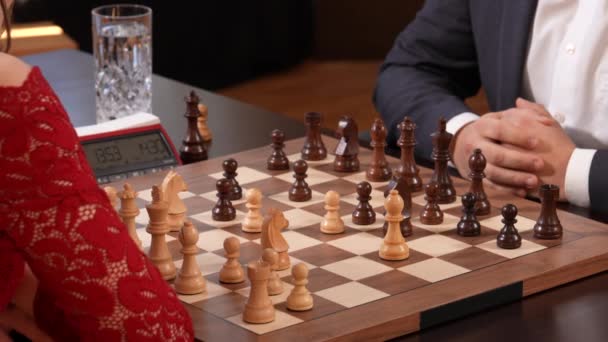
564,148,596,207
446,112,480,136
446,112,480,170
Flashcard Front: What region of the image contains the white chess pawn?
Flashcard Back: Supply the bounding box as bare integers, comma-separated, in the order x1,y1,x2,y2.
219,237,245,283
379,190,409,261
175,221,207,295
320,190,344,234
286,263,313,311
262,248,283,295
242,188,263,233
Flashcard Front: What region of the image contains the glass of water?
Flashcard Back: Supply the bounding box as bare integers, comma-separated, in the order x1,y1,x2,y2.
92,4,152,123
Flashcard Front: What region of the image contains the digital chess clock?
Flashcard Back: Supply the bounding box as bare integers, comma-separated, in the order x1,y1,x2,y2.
77,113,181,184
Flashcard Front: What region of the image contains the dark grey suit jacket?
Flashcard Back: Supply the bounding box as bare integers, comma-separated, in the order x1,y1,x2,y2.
374,0,608,213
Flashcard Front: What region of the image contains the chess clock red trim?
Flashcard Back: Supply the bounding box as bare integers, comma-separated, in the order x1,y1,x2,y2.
79,124,183,165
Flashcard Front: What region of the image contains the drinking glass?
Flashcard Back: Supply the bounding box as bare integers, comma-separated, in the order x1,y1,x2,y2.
92,4,152,123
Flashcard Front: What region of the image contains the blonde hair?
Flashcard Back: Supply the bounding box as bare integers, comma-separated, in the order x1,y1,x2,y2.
0,0,12,52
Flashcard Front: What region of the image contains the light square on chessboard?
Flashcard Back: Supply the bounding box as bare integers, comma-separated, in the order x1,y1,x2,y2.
438,247,510,271
196,229,248,252
283,208,324,230
252,231,323,252
137,227,176,249
479,213,537,232
315,281,389,308
398,257,470,283
274,167,338,186
191,292,248,319
326,232,384,255
174,252,226,276
410,213,461,234
275,294,347,321
287,153,333,165
226,310,303,335
235,281,295,306
233,177,292,197
358,270,431,295
341,189,387,209
295,225,362,243
280,267,351,292
476,239,546,259
310,178,364,196
268,190,325,208
412,194,462,211
361,248,434,269
190,210,246,228
440,226,498,246
321,256,393,281
407,234,471,257
341,212,386,231
177,281,232,304
289,243,357,267
199,190,248,207
341,171,391,189
209,166,272,185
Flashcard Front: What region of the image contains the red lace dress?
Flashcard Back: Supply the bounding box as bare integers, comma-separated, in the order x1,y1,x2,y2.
0,67,194,341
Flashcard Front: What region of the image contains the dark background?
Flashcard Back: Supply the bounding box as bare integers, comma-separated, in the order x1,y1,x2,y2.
12,0,424,90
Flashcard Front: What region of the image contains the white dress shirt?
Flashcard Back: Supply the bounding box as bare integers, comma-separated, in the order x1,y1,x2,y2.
447,0,608,207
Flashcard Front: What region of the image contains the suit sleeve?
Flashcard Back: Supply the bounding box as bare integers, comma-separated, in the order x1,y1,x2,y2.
373,0,481,161
588,150,608,213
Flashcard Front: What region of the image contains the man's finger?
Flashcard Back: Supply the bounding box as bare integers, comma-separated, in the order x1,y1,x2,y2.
479,141,543,172
516,97,550,116
476,119,542,151
484,163,539,189
484,179,527,197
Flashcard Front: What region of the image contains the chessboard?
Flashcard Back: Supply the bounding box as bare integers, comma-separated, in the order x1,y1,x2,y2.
108,136,608,342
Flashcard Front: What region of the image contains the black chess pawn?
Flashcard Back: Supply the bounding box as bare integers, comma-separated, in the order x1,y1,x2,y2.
468,149,491,215
212,178,236,221
420,182,443,225
223,158,242,201
533,184,563,239
456,192,481,236
352,181,376,225
496,204,522,249
289,160,312,202
267,129,290,170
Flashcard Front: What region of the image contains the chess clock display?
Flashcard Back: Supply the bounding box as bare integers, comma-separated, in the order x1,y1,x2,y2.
79,124,181,184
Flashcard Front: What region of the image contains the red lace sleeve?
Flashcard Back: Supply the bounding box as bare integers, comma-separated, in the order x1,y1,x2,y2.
0,67,194,341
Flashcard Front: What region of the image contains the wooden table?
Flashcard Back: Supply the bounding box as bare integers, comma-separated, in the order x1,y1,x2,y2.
23,49,608,341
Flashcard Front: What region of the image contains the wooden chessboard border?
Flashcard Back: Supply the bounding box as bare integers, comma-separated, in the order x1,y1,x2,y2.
109,136,608,342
